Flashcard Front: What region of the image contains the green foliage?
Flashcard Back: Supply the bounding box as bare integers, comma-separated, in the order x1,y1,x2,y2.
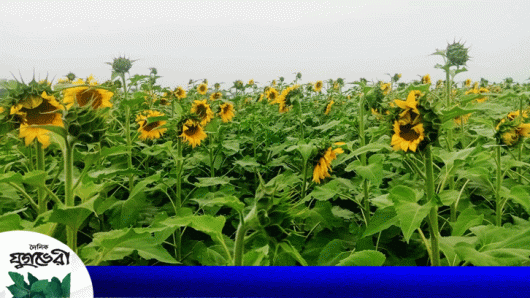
6,272,70,298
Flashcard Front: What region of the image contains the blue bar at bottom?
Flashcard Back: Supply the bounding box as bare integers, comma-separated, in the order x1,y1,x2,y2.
87,266,530,298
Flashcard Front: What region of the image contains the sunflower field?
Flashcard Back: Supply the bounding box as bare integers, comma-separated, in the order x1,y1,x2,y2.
2,43,530,266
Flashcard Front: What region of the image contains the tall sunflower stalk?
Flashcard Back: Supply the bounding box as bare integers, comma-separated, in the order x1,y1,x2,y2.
433,41,470,222
391,90,441,265
358,93,371,225
108,57,136,191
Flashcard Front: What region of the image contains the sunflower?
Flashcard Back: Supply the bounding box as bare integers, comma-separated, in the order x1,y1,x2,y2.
180,119,207,148
62,86,113,110
210,91,222,101
266,88,279,102
248,79,254,85
272,80,277,86
258,93,264,102
454,113,471,125
380,82,391,95
394,90,421,117
325,100,334,115
191,99,214,126
10,91,64,148
197,83,208,95
219,103,235,122
422,74,431,85
136,110,167,140
464,79,472,87
174,86,187,99
390,111,425,152
313,146,344,184
314,81,323,93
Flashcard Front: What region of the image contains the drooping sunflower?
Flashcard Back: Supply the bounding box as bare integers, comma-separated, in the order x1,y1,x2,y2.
62,85,114,110
390,110,425,152
380,82,391,95
10,91,64,148
314,81,323,93
422,74,431,85
210,91,222,101
197,83,208,95
324,100,334,115
191,99,214,126
495,111,530,146
248,79,255,85
394,90,421,117
313,146,344,184
174,86,187,100
266,88,279,102
180,118,207,148
136,110,167,140
219,103,235,122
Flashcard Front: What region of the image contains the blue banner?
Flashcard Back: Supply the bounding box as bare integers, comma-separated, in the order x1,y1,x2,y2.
87,266,530,297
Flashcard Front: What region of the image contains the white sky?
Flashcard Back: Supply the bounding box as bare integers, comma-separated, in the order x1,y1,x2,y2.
1,0,529,88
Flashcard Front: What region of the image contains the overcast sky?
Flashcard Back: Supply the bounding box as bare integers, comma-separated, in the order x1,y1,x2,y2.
1,0,529,88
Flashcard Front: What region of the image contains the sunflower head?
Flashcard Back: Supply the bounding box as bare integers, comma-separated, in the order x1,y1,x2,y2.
311,143,344,184
314,81,323,93
107,56,135,74
214,83,221,90
248,79,255,86
422,74,431,85
218,102,235,122
393,73,402,82
136,110,168,140
210,91,222,101
62,85,114,110
464,79,472,87
197,83,208,95
266,88,279,102
446,40,470,67
179,116,207,148
324,100,334,115
64,102,108,144
234,80,244,90
390,90,440,152
191,99,214,126
173,86,187,99
66,72,76,81
296,72,302,80
495,111,530,146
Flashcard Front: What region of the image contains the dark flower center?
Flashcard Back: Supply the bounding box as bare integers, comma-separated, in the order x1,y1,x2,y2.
399,124,420,141
22,100,58,125
76,89,102,109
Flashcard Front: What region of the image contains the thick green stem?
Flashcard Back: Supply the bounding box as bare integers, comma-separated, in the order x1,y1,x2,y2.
174,138,183,261
301,161,308,200
425,145,440,266
36,142,47,214
122,74,134,191
233,217,246,266
359,96,370,225
495,145,503,226
64,140,77,253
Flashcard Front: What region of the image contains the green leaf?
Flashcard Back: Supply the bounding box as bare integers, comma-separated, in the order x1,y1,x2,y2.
363,207,399,237
0,172,23,184
243,245,269,266
0,212,23,232
389,185,418,203
30,280,49,293
317,239,346,266
455,242,530,266
234,156,261,170
508,186,530,213
337,250,386,266
347,160,383,185
349,142,388,157
439,236,478,266
7,284,29,298
313,120,341,132
450,208,484,236
194,176,231,187
438,189,460,206
43,277,63,298
82,228,178,265
191,195,245,213
27,273,38,286
394,199,432,243
100,144,130,157
22,170,47,187
279,242,308,266
61,273,71,296
8,272,29,289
